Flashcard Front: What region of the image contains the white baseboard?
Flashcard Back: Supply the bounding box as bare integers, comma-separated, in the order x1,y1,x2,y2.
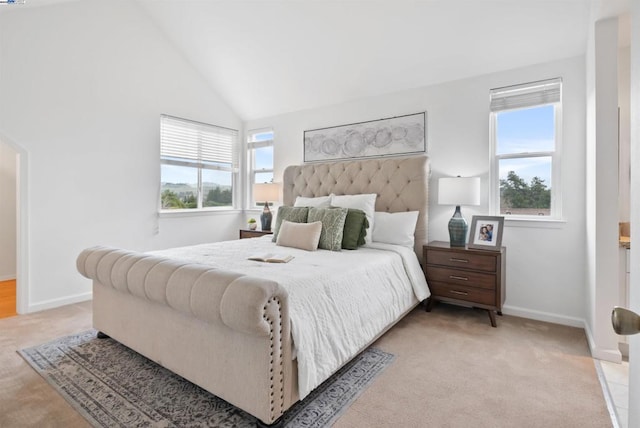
502,304,585,328
619,341,629,358
27,291,92,314
503,305,622,362
0,274,16,282
581,317,622,363
583,320,597,355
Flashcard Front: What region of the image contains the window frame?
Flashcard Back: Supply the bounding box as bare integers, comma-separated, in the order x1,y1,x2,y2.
246,128,275,208
159,114,239,213
489,79,563,221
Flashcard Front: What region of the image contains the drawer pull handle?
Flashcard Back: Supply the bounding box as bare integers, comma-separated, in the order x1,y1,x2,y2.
450,290,469,296
450,258,469,263
449,275,468,281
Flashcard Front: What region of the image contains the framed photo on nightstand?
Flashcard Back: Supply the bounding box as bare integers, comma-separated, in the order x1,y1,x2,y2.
468,216,504,251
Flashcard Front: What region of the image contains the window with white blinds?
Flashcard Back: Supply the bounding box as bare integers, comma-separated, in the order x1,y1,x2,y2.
490,78,562,219
160,115,238,211
490,78,562,112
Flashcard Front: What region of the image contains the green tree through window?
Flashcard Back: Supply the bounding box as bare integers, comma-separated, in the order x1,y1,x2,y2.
160,115,238,211
490,78,561,218
500,171,551,214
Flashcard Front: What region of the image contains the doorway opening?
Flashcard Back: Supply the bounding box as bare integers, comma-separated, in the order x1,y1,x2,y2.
0,132,27,316
0,140,17,318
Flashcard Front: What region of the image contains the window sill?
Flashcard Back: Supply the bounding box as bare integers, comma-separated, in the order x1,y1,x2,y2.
503,216,566,229
159,208,242,218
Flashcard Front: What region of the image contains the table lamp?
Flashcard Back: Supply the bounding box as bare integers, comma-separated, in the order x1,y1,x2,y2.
438,176,481,247
253,183,280,231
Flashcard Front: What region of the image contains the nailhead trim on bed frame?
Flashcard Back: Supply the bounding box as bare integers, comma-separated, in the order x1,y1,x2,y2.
263,296,284,421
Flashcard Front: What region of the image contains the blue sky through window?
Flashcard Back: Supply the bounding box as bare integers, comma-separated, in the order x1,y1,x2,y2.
250,130,274,184
254,146,273,173
496,105,554,185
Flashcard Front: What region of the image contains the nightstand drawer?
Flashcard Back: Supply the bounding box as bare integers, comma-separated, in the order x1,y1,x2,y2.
424,241,506,327
426,250,496,272
428,281,496,306
426,266,496,290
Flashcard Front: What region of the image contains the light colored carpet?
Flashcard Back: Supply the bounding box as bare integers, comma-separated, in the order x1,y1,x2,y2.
0,300,612,428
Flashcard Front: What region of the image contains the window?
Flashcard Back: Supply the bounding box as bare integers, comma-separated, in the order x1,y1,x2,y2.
160,115,238,211
247,129,274,207
490,78,562,219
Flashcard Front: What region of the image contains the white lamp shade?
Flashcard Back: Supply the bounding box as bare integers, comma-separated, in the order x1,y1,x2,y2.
438,177,481,206
253,182,280,202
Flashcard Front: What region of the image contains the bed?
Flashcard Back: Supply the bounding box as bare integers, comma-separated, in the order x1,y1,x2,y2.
76,154,430,426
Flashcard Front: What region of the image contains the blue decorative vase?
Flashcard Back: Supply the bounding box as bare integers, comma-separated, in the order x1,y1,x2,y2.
261,204,273,231
448,206,467,247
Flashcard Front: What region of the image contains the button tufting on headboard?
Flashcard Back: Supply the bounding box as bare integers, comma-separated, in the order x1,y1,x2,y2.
282,155,430,259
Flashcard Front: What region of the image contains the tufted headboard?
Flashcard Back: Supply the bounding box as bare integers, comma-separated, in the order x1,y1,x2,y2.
282,155,429,260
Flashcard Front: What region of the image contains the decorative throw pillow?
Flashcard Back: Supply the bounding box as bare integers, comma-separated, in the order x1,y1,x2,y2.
272,206,309,242
307,207,348,251
276,220,322,251
293,194,333,208
340,208,369,250
330,194,377,244
372,211,419,248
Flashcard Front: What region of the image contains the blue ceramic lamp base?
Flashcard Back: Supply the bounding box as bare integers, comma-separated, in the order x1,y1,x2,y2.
448,205,467,247
261,203,273,231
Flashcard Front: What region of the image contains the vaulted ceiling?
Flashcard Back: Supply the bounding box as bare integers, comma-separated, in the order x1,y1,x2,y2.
137,0,600,121
4,0,630,120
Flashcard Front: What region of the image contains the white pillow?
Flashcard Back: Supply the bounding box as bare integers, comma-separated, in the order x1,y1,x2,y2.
293,194,333,208
372,211,419,248
276,220,322,251
330,193,377,243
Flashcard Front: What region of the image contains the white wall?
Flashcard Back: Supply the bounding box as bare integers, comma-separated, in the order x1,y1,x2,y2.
627,2,639,425
246,56,587,324
619,46,630,223
0,141,16,281
585,17,622,362
0,1,244,312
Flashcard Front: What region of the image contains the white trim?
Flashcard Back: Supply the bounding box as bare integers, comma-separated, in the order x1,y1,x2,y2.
583,318,623,363
0,274,16,282
552,101,563,219
504,217,567,228
593,359,623,428
0,130,29,315
501,304,584,327
16,149,28,314
27,291,92,313
503,305,623,365
489,81,562,220
246,128,275,208
159,208,243,218
591,347,623,363
160,115,239,210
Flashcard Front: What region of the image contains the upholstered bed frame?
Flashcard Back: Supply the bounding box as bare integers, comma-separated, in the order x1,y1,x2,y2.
77,155,429,426
283,155,429,259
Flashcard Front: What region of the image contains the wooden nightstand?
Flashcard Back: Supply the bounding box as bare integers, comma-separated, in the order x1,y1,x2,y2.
239,229,273,239
423,241,506,327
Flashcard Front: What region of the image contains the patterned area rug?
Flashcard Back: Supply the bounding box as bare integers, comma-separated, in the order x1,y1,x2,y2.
19,330,394,427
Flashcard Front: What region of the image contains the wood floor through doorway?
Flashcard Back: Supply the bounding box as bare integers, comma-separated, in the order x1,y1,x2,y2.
0,279,17,319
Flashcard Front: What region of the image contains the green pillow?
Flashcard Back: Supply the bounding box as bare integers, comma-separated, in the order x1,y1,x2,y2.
341,208,369,250
272,206,309,242
308,207,348,251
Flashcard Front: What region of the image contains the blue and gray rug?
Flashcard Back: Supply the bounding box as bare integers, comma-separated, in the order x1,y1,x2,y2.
19,330,394,427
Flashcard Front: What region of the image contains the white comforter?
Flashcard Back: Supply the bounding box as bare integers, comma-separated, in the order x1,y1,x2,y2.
152,237,429,399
